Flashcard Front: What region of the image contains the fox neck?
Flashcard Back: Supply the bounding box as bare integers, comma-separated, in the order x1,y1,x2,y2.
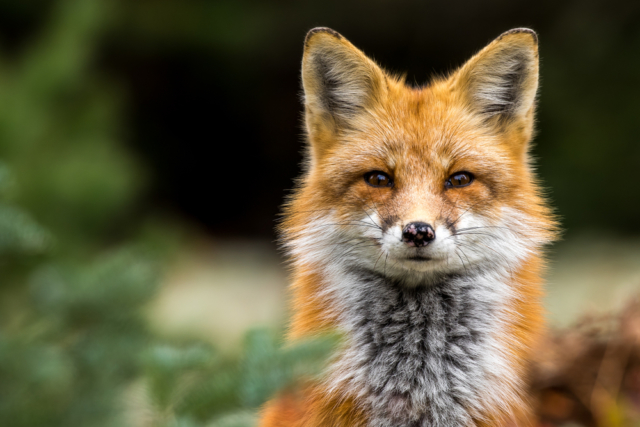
310,264,525,427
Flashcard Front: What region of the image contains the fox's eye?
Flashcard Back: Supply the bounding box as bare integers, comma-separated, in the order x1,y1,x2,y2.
364,171,393,188
445,172,474,188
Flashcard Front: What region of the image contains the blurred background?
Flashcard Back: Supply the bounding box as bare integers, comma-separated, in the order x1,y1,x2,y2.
1,0,639,426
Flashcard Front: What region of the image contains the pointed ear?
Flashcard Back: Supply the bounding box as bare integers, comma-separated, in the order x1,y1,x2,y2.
301,28,388,139
450,28,539,139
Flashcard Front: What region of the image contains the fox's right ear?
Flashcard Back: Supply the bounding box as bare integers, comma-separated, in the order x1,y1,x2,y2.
449,29,539,144
301,28,387,147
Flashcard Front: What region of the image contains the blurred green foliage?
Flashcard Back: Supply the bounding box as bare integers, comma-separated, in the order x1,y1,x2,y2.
0,1,338,425
0,159,336,425
0,0,144,253
0,247,157,426
143,331,337,427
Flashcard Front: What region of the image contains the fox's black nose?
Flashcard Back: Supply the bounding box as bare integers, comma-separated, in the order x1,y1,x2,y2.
402,222,435,247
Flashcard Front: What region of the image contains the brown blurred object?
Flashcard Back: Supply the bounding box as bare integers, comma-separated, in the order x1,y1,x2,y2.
530,297,640,426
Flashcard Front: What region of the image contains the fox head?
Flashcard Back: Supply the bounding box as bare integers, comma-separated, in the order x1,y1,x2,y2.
283,28,556,288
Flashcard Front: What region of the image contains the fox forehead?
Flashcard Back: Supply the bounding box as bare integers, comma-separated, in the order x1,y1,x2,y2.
319,83,517,180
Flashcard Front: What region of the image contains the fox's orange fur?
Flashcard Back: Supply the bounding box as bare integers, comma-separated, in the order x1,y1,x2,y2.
261,28,557,427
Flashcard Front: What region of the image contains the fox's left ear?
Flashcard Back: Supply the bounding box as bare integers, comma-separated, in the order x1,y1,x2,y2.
450,29,539,143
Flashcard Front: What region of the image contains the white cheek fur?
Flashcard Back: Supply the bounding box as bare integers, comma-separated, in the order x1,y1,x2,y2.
286,206,542,287
375,207,538,284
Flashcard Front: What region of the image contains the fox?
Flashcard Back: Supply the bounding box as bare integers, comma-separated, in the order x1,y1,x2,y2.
260,27,557,427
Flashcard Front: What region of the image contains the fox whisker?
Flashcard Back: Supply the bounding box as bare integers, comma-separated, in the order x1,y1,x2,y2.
454,247,469,276
355,195,386,228
457,240,511,267
319,222,383,231
364,187,396,228
454,225,537,244
448,200,485,228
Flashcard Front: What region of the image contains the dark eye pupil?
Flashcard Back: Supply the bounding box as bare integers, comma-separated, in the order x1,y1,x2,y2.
447,172,473,188
364,171,392,188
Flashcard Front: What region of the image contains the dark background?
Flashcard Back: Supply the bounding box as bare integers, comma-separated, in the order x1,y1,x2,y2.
3,0,640,240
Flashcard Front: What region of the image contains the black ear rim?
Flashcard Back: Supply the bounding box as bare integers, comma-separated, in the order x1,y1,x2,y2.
496,28,538,45
304,27,344,48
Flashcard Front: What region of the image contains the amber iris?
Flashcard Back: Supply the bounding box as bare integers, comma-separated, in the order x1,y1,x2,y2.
446,172,474,188
364,171,393,188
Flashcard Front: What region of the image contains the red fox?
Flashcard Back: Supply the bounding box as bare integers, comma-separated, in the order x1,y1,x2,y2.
260,28,557,427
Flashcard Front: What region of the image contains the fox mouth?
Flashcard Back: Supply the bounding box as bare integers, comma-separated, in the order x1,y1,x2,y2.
403,255,432,262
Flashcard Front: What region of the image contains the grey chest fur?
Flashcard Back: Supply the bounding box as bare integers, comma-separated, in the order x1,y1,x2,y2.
333,271,504,427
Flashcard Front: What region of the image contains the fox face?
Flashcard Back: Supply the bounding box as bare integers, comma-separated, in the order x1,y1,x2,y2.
284,28,555,288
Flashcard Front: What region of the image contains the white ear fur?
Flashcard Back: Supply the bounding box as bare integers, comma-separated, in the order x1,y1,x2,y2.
301,28,387,133
452,28,539,128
